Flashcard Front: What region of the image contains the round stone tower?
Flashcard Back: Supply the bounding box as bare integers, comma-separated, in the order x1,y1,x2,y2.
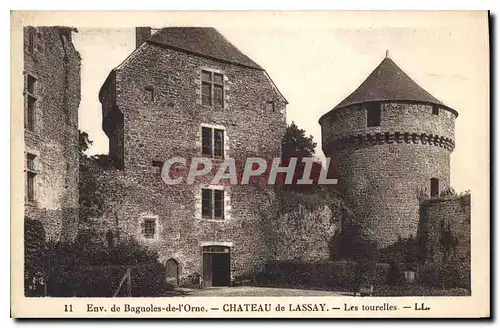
319,55,458,248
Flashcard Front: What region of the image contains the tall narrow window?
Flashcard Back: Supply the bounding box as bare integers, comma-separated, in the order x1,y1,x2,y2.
214,129,224,159
214,190,224,220
213,73,224,107
24,74,37,132
145,87,154,101
27,29,35,53
201,126,224,159
366,103,381,127
201,70,224,108
430,178,439,197
432,105,439,115
202,127,213,157
202,71,212,106
202,189,213,218
26,153,36,202
201,188,224,220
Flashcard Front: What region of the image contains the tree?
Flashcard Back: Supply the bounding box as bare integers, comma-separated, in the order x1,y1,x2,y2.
24,217,46,295
281,121,317,158
79,130,93,155
78,130,109,221
280,122,339,192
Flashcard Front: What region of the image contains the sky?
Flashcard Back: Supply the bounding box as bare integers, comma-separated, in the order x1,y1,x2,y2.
72,12,488,193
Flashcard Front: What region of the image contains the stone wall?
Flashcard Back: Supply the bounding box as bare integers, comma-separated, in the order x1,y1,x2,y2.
418,194,471,264
321,102,456,147
23,27,81,241
98,41,287,280
320,102,456,247
274,203,338,261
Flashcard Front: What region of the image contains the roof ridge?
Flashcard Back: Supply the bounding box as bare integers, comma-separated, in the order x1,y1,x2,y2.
147,27,263,70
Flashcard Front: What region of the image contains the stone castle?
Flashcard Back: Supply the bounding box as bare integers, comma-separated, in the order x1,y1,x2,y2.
320,55,460,247
319,54,470,265
97,27,287,286
24,27,470,287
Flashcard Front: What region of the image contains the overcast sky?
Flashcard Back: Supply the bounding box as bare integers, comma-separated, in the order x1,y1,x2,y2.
72,12,488,193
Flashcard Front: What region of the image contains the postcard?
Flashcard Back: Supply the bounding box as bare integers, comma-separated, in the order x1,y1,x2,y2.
11,10,490,318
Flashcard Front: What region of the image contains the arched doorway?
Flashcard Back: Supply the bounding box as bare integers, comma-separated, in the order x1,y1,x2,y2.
165,258,179,287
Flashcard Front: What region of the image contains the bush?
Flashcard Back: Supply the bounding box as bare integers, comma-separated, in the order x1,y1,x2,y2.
24,218,47,296
257,260,390,291
418,261,470,290
379,235,418,268
48,263,168,297
25,229,169,297
386,261,403,285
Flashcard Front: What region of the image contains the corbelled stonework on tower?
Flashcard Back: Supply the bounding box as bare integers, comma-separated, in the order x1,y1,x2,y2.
320,55,458,247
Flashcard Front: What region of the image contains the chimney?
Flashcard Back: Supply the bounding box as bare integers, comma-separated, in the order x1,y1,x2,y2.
135,27,151,49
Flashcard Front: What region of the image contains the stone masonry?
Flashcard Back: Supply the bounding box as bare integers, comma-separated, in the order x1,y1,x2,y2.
98,27,287,283
23,27,81,241
419,194,471,264
320,57,459,248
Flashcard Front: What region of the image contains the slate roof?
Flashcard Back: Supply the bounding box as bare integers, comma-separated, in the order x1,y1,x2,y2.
147,27,263,70
320,57,457,121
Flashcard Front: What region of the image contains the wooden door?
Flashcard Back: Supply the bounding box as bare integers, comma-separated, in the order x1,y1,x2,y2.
166,259,179,287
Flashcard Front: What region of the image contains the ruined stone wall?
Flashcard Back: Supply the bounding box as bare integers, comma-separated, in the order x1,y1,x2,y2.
99,42,287,280
320,102,456,247
23,27,81,241
418,194,471,264
274,204,338,261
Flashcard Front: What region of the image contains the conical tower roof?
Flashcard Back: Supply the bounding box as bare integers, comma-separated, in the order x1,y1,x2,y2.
321,56,457,121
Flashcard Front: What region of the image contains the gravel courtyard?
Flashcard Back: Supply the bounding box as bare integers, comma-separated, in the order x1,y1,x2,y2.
176,286,348,297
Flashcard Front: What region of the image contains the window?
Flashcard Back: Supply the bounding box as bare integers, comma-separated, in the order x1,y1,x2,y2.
142,218,156,239
202,127,213,157
26,97,36,131
201,126,224,159
366,103,381,127
27,29,35,53
214,129,224,158
26,153,36,202
202,189,212,218
152,160,163,174
430,178,439,197
27,153,36,171
24,74,37,132
214,189,224,219
432,105,439,115
202,189,224,220
27,75,36,94
201,70,224,107
265,101,275,112
145,87,154,101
